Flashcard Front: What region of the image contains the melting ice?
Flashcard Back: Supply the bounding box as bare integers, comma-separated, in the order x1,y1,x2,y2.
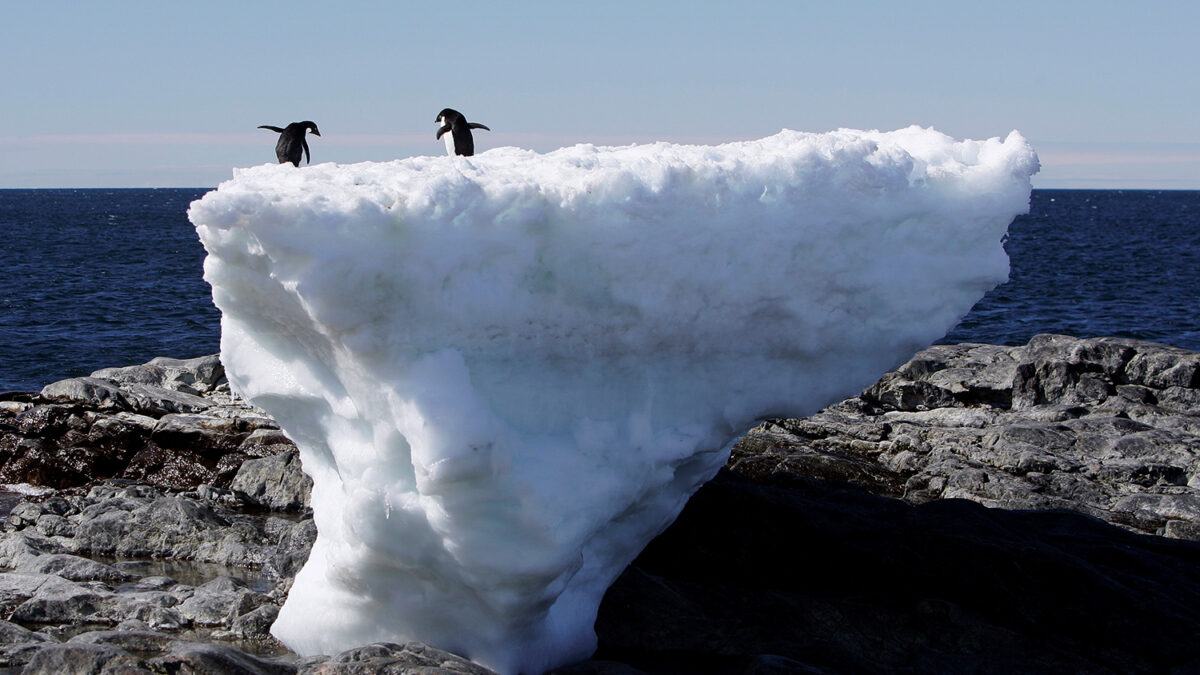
189,127,1038,674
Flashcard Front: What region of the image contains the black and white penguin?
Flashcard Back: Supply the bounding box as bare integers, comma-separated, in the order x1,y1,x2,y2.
257,121,321,167
435,108,490,157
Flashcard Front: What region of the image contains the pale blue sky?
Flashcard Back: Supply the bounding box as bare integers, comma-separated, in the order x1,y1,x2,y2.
2,1,1197,188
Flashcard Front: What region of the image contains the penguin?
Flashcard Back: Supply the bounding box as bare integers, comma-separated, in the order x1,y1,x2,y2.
435,108,490,157
257,121,321,167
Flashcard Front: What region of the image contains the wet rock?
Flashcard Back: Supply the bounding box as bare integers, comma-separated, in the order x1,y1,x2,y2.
0,437,92,489
67,628,178,654
176,576,267,626
149,641,296,675
0,618,58,668
14,553,136,583
3,355,299,495
7,574,110,624
120,442,216,489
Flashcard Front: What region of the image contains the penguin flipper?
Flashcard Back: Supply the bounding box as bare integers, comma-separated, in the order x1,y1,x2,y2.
302,137,311,165
436,125,451,140
468,123,490,131
258,125,286,133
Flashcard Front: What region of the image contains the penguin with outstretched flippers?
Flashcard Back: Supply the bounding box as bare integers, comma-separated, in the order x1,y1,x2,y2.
258,121,321,166
435,108,490,157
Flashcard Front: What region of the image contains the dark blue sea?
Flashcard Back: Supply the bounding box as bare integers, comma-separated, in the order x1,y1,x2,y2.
1,188,1198,392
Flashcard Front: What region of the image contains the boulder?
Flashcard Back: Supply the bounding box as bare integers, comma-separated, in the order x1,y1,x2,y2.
230,451,312,512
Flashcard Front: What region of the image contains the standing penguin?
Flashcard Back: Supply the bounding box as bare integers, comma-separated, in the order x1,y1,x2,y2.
435,108,490,157
257,121,321,167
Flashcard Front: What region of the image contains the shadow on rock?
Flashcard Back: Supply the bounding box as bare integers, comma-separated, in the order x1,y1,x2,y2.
590,469,1200,674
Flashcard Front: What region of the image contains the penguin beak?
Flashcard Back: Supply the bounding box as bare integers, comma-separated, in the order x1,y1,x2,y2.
312,130,321,136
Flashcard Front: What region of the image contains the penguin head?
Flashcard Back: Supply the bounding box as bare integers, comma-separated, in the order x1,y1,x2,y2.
436,108,462,126
302,121,321,137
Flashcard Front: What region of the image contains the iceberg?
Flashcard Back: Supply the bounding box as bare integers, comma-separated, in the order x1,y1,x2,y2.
188,127,1038,674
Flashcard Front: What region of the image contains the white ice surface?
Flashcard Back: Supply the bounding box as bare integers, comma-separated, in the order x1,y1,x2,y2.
189,127,1038,674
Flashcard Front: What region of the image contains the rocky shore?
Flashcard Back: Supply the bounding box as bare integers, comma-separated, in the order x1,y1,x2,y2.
2,334,1200,673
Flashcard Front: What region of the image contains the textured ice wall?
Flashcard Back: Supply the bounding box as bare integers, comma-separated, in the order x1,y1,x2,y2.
189,127,1038,674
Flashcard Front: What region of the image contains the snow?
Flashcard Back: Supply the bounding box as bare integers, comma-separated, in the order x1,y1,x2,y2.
188,127,1038,674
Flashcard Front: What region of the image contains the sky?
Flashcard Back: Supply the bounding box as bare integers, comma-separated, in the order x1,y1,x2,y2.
1,1,1197,189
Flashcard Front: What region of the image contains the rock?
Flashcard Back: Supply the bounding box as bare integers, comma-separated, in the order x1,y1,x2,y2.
0,618,57,669
7,574,110,624
67,629,178,654
231,450,313,512
240,427,299,457
14,553,136,583
19,642,147,675
120,442,216,489
590,469,1200,674
92,355,225,396
176,576,267,626
0,437,91,488
149,641,296,675
147,354,225,393
266,516,318,581
29,483,280,567
2,359,299,494
6,337,1200,673
152,414,249,453
0,618,56,645
38,378,132,412
40,377,213,416
731,335,1200,541
228,603,280,639
299,641,496,674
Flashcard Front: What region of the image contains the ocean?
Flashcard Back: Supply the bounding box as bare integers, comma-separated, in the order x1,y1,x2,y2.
1,188,1197,393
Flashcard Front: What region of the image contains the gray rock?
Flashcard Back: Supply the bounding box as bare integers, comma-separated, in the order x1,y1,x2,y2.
300,641,496,675
240,427,298,457
176,576,266,627
0,618,56,646
228,602,280,639
732,334,1200,540
20,642,148,675
0,619,58,668
67,628,177,654
89,365,170,389
149,641,296,675
266,516,317,581
91,354,224,396
39,376,214,416
14,553,136,583
8,574,111,624
231,450,313,512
